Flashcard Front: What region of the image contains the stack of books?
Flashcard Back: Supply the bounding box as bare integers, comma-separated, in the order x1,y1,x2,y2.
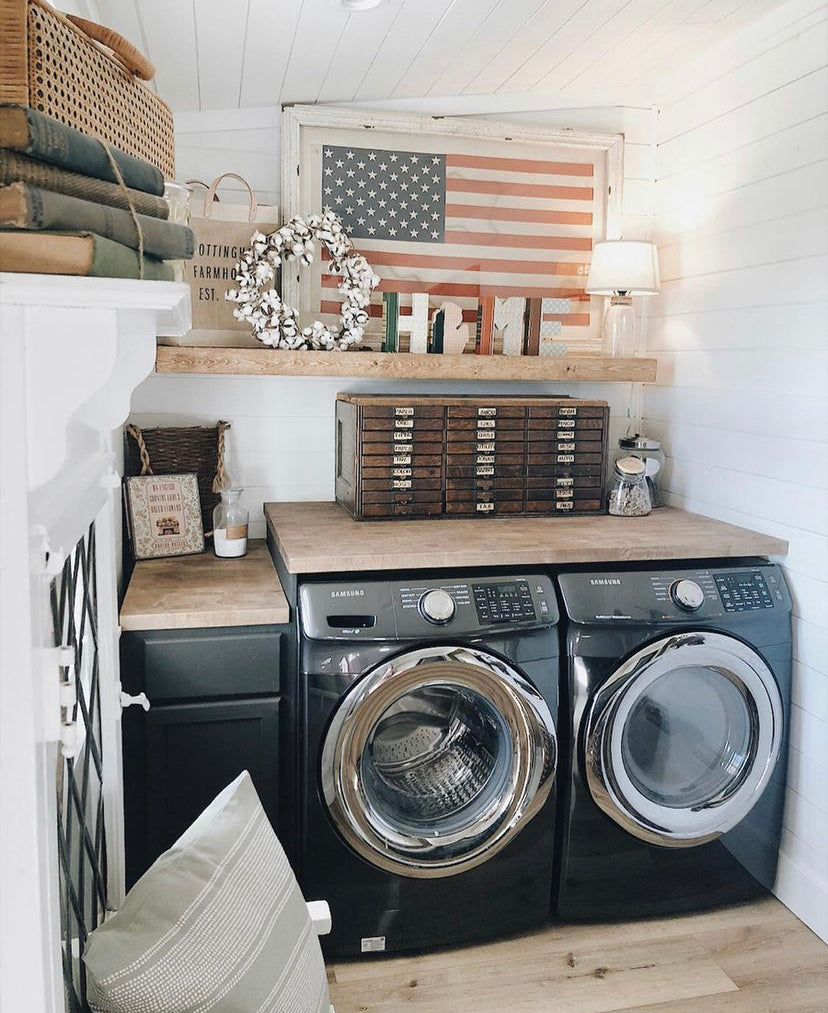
0,104,193,281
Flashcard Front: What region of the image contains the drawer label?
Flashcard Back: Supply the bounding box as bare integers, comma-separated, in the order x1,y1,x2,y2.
393,455,411,465
476,502,495,512
478,407,496,416
393,479,412,489
557,431,575,441
394,419,414,429
557,454,575,463
393,468,412,477
556,477,574,486
476,466,494,476
393,432,411,442
558,442,576,452
560,407,578,416
394,407,414,416
476,455,494,464
557,488,574,498
477,443,496,453
556,501,574,511
558,419,576,428
477,418,496,428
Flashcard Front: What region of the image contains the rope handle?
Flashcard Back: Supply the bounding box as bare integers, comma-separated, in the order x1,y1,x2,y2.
186,180,221,203
125,422,232,489
65,14,156,80
201,174,258,221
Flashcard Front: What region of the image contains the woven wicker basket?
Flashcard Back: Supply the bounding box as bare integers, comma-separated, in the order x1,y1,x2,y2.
124,422,230,538
0,0,175,178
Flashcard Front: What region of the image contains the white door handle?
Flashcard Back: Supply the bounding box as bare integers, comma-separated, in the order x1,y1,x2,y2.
119,690,150,712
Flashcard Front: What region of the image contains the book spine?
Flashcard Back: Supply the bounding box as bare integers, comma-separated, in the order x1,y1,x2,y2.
383,292,399,352
15,185,193,260
0,149,169,219
476,295,495,355
525,298,542,355
19,105,165,196
431,309,444,354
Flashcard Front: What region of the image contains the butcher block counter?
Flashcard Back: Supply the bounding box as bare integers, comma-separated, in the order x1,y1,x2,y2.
264,502,787,576
120,541,290,630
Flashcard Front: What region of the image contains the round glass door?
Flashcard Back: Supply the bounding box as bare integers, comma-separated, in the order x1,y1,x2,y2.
586,632,783,847
321,646,557,878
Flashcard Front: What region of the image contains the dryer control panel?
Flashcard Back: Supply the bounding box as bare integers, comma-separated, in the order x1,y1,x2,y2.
559,563,790,625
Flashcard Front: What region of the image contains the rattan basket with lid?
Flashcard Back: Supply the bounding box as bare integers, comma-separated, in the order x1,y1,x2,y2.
0,0,175,177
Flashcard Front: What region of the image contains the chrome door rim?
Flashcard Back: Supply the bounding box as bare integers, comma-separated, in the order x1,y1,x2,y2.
585,632,783,848
321,645,557,878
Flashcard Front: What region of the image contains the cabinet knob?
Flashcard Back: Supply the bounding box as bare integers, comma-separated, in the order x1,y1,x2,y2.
120,689,151,712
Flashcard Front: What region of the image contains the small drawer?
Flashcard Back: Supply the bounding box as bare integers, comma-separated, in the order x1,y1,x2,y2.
361,501,443,518
361,465,442,480
446,500,525,515
528,405,606,419
362,416,445,432
127,626,282,702
362,430,443,446
362,477,442,491
526,499,603,514
447,406,526,419
362,452,443,468
361,405,445,419
446,467,524,481
361,489,443,504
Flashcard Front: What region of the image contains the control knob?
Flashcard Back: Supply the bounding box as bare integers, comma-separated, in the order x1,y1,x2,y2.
670,579,705,612
419,589,456,625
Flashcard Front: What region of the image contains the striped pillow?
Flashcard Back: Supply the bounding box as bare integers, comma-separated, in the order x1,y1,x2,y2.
83,772,330,1013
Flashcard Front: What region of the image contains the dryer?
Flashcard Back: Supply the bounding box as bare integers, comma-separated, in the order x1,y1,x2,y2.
556,560,791,920
298,573,560,957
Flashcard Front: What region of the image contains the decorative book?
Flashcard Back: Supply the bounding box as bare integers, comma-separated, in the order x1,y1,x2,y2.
125,474,205,559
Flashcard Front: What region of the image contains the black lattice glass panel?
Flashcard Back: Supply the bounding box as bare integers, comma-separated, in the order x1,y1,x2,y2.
51,523,107,1013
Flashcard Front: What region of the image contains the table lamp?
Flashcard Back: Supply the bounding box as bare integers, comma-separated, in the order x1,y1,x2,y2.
585,241,660,357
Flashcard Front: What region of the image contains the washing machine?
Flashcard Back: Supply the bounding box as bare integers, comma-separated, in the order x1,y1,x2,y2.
556,559,791,920
297,573,559,957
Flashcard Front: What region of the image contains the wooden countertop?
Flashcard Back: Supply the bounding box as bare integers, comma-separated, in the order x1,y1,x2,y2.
265,502,788,574
120,541,290,630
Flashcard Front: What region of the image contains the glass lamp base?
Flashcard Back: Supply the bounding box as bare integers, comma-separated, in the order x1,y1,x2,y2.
602,295,637,357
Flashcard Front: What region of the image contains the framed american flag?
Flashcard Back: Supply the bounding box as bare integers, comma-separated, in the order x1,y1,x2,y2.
281,105,623,355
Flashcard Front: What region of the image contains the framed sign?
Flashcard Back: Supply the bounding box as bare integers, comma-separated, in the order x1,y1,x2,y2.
281,105,623,354
125,474,205,560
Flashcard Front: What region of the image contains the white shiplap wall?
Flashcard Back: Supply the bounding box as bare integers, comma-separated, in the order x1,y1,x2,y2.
645,0,828,940
132,100,656,536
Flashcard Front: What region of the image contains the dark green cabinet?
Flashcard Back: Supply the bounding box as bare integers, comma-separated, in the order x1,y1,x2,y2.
121,624,287,888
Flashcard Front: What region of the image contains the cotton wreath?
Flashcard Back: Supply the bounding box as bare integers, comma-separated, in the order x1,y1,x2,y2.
226,210,380,350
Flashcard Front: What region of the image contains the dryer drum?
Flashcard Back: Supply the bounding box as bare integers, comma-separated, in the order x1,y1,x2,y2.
585,631,784,848
320,646,557,878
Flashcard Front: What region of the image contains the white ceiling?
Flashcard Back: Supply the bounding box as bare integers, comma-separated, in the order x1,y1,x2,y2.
94,0,791,112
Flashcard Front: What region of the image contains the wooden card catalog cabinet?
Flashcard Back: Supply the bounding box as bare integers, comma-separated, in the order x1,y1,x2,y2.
335,394,609,520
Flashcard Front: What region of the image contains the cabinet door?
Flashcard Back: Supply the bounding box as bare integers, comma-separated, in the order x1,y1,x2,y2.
129,698,279,884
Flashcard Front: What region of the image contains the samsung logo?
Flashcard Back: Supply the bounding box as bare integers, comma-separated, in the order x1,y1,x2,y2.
590,578,622,586
331,589,365,598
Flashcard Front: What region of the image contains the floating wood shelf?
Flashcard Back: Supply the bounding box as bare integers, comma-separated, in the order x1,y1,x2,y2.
155,347,657,383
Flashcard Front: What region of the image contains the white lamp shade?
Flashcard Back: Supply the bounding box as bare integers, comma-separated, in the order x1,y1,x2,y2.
585,240,661,295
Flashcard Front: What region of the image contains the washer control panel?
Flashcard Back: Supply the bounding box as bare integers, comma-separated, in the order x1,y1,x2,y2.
714,571,775,612
472,579,536,624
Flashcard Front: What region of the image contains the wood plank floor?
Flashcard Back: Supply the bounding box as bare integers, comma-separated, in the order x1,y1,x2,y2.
327,897,828,1013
